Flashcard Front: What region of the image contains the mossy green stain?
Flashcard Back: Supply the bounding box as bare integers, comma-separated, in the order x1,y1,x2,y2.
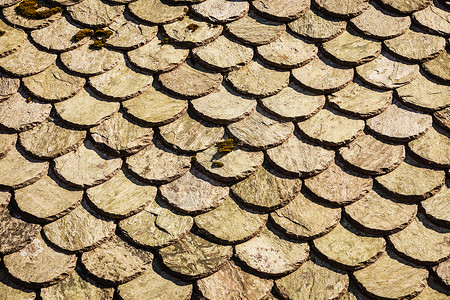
73,29,94,41
216,139,235,153
89,39,107,50
16,0,62,20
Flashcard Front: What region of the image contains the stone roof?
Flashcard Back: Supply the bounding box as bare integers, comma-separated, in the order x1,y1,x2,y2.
0,0,449,299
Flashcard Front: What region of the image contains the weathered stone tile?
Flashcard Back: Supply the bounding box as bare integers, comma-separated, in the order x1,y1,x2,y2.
0,20,27,58
195,195,267,244
3,233,77,287
321,30,381,66
397,72,450,112
422,50,450,83
125,140,191,184
413,276,450,299
168,0,205,3
0,40,56,77
434,259,450,287
226,11,285,46
86,169,157,219
313,220,385,270
338,133,405,175
51,0,84,4
67,0,124,27
408,124,450,168
297,108,364,147
163,15,222,47
304,159,373,206
292,57,354,94
350,3,411,39
90,112,153,156
0,146,48,189
159,232,232,279
0,0,20,7
235,225,309,276
191,84,256,124
313,0,369,17
266,132,335,178
275,258,349,299
53,139,122,188
22,64,85,103
89,60,153,101
117,262,193,300
15,174,83,222
252,0,309,21
270,191,341,240
384,29,446,63
127,35,189,73
388,215,450,265
128,0,187,25
288,8,346,42
54,88,120,128
257,31,317,69
160,169,228,215
231,163,302,212
355,52,420,89
192,35,253,72
328,81,392,118
0,208,41,254
41,269,114,300
43,202,115,253
0,268,35,300
434,106,450,132
226,60,289,97
366,101,432,142
106,14,158,50
344,189,417,235
228,109,294,150
412,2,450,36
60,43,123,76
421,179,450,227
375,158,445,201
0,73,20,100
339,282,374,300
0,190,11,210
353,251,428,299
0,133,16,158
191,0,249,23
379,0,432,14
81,235,153,285
119,198,193,249
195,145,264,182
30,16,88,52
3,1,62,30
159,62,222,98
122,86,188,126
197,260,273,300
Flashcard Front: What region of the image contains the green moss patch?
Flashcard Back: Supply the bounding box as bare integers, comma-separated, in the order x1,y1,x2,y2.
16,0,62,20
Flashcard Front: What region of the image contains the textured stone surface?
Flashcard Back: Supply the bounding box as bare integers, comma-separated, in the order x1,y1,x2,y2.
3,233,77,287
159,232,232,279
338,133,405,175
14,174,83,222
159,169,228,215
3,2,62,30
408,124,450,168
0,92,52,132
412,3,450,36
235,226,309,276
0,190,11,210
252,0,308,21
195,195,267,243
53,140,122,188
421,180,450,227
435,107,450,132
275,258,349,299
197,260,273,300
313,0,369,17
0,133,16,158
0,146,48,189
435,259,450,287
356,52,420,89
119,199,193,249
0,208,41,254
379,0,432,14
0,268,35,300
43,203,115,253
81,235,153,284
125,140,191,184
0,73,20,100
231,164,302,212
422,50,450,83
67,0,124,27
106,15,157,50
86,170,157,218
270,192,341,240
19,120,86,159
0,20,27,58
345,189,417,235
353,251,428,299
388,216,450,265
54,88,120,128
191,0,249,23
90,112,153,156
122,86,187,126
128,0,187,25
292,57,354,93
375,158,445,200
